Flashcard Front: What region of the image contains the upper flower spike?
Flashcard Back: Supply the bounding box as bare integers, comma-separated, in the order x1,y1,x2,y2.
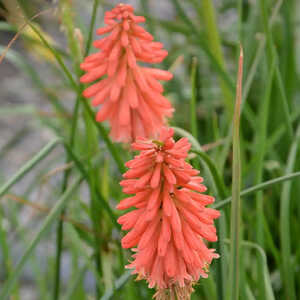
117,127,220,299
80,4,174,142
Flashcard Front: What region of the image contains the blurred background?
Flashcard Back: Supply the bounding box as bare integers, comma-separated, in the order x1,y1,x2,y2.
0,0,300,299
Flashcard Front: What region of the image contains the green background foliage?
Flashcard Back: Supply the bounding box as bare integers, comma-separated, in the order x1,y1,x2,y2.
0,0,299,299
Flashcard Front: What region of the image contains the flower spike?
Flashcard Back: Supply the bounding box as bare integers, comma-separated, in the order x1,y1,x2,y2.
80,4,174,142
118,127,220,299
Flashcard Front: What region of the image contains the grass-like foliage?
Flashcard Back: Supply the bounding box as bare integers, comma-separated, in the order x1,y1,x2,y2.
0,0,299,299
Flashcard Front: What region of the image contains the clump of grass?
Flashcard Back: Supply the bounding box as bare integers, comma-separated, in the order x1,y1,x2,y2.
0,0,299,299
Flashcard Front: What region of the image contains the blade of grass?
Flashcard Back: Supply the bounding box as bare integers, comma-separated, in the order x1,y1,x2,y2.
53,206,65,300
239,106,300,178
215,212,227,300
253,56,275,298
192,151,228,300
172,126,202,151
192,145,228,300
84,0,100,56
274,62,294,141
192,150,227,199
176,132,228,300
228,46,243,300
172,127,219,192
0,138,61,198
241,241,275,300
0,208,20,299
67,225,103,286
0,176,83,300
213,171,300,209
27,23,125,174
63,264,87,300
279,125,300,300
225,239,275,300
53,0,90,295
190,57,198,139
27,22,77,90
245,284,256,300
81,100,125,173
138,14,190,35
237,0,243,42
0,21,68,58
89,176,104,298
281,1,297,103
55,2,106,290
62,142,119,228
0,127,29,158
217,0,284,174
259,0,293,142
0,45,66,115
17,9,132,176
59,0,82,75
173,128,227,300
83,103,106,298
170,0,235,94
53,98,81,300
140,0,155,34
201,0,234,117
14,13,125,174
100,271,132,300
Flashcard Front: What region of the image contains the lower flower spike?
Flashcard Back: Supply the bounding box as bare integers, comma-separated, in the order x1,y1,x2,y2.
117,127,220,299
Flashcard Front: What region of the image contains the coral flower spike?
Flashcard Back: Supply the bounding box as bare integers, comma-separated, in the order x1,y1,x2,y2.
80,4,174,142
118,127,220,299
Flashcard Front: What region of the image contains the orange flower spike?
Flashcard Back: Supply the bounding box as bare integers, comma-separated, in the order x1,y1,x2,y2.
80,4,174,142
117,127,220,299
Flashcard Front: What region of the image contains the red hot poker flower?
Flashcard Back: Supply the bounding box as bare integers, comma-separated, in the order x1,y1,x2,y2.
117,127,220,299
80,4,174,143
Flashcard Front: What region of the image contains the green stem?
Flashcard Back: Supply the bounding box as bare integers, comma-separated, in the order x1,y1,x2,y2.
53,208,65,300
89,173,103,298
280,125,300,300
82,100,125,174
228,47,243,300
215,212,227,300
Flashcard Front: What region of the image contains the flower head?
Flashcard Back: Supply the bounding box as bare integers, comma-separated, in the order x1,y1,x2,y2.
80,4,174,142
117,127,220,299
